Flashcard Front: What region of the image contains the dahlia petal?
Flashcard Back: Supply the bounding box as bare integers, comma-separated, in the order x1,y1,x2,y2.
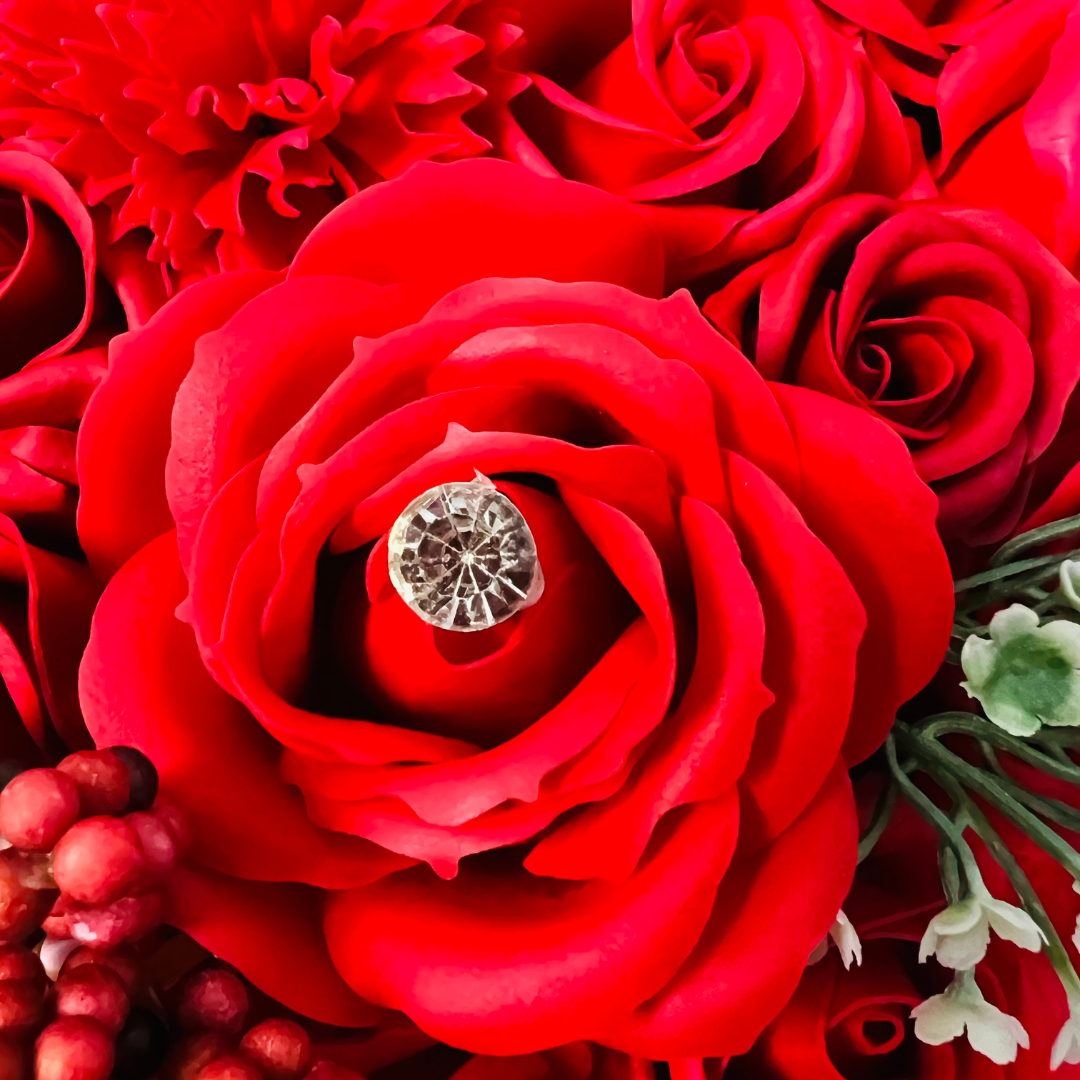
78,531,414,889
77,269,281,580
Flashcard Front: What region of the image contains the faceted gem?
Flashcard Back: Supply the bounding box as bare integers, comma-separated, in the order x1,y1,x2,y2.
387,474,544,632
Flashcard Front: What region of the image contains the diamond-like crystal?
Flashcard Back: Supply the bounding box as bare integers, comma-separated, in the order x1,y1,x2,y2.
386,473,544,632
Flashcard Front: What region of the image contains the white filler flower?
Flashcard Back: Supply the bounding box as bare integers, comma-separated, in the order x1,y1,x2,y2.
912,969,1030,1065
919,889,1044,970
961,604,1080,735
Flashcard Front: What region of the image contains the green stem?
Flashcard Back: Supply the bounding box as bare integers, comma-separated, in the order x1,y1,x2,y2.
858,777,898,864
990,513,1080,568
896,723,1080,881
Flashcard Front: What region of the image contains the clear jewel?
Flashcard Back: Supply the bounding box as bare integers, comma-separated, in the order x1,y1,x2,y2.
387,473,544,632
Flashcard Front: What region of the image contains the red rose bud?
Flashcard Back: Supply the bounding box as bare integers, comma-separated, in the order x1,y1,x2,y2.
52,819,144,905
177,970,249,1036
107,750,157,814
240,1021,311,1080
54,963,129,1034
0,770,79,852
35,1018,114,1080
56,753,129,818
166,1034,234,1080
67,894,163,949
60,946,140,992
0,853,54,944
0,977,45,1034
196,1056,262,1080
125,813,177,877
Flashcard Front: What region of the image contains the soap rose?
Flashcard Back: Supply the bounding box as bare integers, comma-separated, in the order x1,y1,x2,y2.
503,0,918,280
0,351,106,764
933,0,1080,278
0,0,526,279
718,789,1080,1080
76,159,952,1057
0,150,100,374
705,194,1080,544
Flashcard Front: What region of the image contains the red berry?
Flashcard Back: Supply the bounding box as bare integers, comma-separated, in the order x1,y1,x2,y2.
56,754,129,818
150,800,189,855
52,819,144,905
166,1034,233,1080
54,964,129,1035
177,970,249,1036
34,1017,114,1080
0,771,79,852
60,946,139,991
0,853,54,945
196,1056,262,1080
0,1035,30,1080
125,813,177,877
240,1021,310,1080
0,979,44,1034
107,750,157,814
0,946,43,985
67,893,162,949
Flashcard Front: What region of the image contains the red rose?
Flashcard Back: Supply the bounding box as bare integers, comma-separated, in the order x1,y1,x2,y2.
312,1023,655,1080
0,150,98,372
501,0,922,280
0,150,115,767
931,0,1080,278
715,788,1080,1080
0,0,525,279
705,193,1080,545
76,159,951,1056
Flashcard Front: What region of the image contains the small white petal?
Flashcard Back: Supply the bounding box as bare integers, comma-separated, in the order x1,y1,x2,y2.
911,994,968,1045
983,897,1046,953
829,910,862,970
807,937,829,966
1052,1014,1080,1070
967,1001,1030,1065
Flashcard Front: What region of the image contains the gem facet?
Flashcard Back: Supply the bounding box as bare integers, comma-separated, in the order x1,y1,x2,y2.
387,474,544,632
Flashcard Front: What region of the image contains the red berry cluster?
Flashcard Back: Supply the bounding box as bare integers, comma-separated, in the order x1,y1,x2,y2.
0,749,185,1079
166,971,323,1080
1,749,182,953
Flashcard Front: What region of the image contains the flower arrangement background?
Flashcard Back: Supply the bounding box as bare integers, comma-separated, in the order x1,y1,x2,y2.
1,1,1080,1079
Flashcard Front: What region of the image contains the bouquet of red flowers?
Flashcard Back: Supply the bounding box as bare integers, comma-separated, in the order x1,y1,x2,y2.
2,1,1080,1078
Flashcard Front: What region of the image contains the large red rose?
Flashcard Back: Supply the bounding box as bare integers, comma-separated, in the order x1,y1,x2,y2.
0,0,525,279
75,158,951,1057
704,193,1080,545
500,0,923,282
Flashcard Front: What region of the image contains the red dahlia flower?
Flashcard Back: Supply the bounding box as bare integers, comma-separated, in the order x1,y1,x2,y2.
0,0,525,277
